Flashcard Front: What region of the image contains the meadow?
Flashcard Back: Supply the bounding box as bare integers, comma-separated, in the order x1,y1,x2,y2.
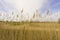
0,21,60,40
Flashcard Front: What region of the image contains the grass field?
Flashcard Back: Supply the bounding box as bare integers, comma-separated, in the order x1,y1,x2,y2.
0,21,60,40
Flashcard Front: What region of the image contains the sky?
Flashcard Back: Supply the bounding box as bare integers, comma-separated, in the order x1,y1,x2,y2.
40,0,60,14
0,0,47,13
0,0,60,22
0,0,60,14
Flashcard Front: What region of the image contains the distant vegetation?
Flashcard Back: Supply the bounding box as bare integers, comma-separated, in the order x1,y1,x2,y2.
58,18,60,23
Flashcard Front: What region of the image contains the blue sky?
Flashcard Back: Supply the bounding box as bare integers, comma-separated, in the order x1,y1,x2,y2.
40,0,60,14
0,0,60,14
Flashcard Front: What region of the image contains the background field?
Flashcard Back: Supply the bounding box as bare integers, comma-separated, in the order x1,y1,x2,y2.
0,21,60,40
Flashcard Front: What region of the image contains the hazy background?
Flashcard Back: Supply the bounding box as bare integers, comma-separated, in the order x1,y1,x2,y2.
0,0,60,22
0,0,60,14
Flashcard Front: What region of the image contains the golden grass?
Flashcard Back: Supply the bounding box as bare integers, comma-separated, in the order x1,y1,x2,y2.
0,21,60,40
